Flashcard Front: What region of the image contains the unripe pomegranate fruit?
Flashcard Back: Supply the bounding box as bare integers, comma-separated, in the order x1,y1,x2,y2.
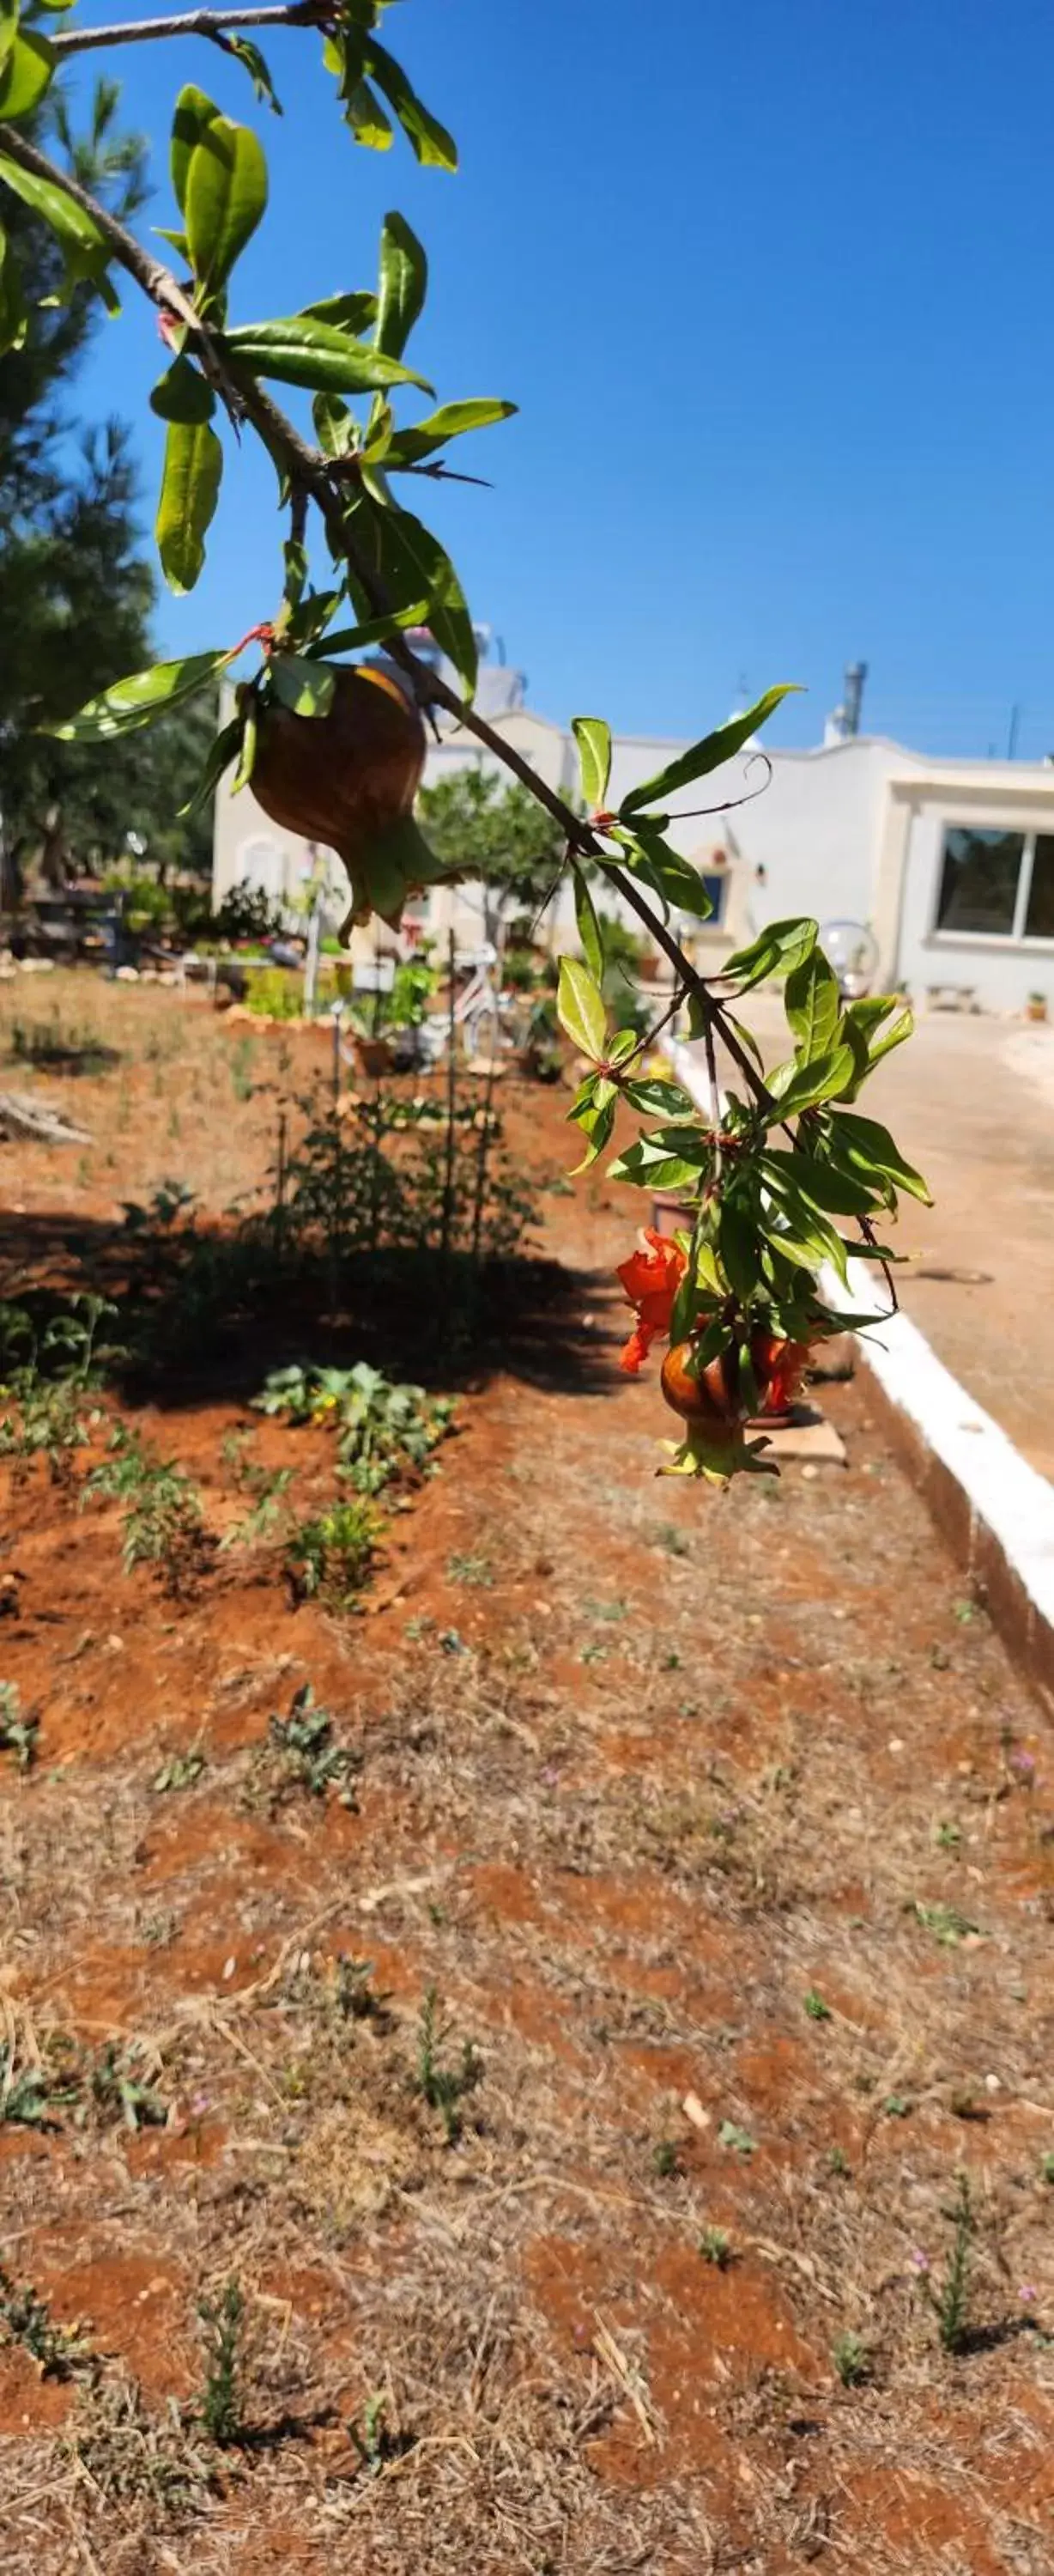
660,1342,744,1432
251,665,427,919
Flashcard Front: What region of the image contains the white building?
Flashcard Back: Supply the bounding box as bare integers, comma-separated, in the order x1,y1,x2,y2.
212,642,1054,1012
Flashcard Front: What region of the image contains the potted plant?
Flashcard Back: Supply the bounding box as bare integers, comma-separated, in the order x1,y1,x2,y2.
1027,990,1048,1024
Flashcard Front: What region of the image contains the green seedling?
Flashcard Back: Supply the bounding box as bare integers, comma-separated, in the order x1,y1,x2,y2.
88,2044,167,2134
718,2119,756,2156
268,1685,361,1808
833,2330,870,2386
197,2281,245,2445
699,2226,732,2268
414,1985,480,2144
0,2267,94,2379
803,1989,833,2021
932,2171,975,2354
153,1748,206,1794
912,1901,979,1947
0,1682,39,1771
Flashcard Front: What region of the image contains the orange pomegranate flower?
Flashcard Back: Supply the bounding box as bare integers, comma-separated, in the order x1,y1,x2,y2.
616,1230,687,1375
753,1334,811,1416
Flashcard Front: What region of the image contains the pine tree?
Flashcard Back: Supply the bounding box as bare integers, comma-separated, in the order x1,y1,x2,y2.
0,82,214,902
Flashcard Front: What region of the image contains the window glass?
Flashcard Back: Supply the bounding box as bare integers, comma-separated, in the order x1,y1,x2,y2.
936,828,1023,936
700,872,726,924
1025,835,1054,940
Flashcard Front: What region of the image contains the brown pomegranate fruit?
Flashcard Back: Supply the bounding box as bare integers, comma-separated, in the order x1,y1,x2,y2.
250,665,427,922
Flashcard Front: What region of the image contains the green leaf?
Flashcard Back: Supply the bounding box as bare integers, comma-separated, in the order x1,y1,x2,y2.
617,823,714,920
44,648,235,742
179,713,243,817
621,1077,696,1117
171,84,221,221
761,1200,850,1291
365,37,457,170
850,997,915,1072
149,354,215,424
340,75,393,149
785,949,841,1064
718,1200,761,1303
156,416,223,595
557,957,607,1062
225,315,430,395
572,865,604,985
572,716,613,811
723,917,818,994
0,219,27,355
761,1150,877,1219
608,1144,701,1193
619,684,798,817
348,497,476,696
306,598,430,659
0,27,55,119
766,1045,857,1118
221,33,282,112
303,289,378,336
828,1111,932,1206
0,151,116,309
269,654,337,718
185,112,268,301
569,1094,616,1173
385,398,517,468
232,693,258,793
374,208,427,359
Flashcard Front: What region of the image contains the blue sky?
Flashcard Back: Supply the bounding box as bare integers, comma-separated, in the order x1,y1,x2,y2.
70,0,1054,756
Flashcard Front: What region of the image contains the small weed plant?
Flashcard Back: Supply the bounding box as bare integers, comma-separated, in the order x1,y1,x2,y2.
833,2331,870,2387
931,2172,975,2354
912,1900,979,1947
699,2227,732,2268
154,1747,207,1794
414,1986,481,2143
197,2281,245,2446
266,1685,361,1808
0,1682,38,1771
0,2267,94,2379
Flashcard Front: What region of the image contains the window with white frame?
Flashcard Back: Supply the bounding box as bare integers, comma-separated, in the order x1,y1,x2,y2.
935,825,1054,941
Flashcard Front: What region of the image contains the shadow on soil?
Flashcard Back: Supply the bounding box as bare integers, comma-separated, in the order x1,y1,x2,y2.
0,1212,623,1411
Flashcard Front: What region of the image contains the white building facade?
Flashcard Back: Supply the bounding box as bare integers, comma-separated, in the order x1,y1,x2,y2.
212,647,1054,1012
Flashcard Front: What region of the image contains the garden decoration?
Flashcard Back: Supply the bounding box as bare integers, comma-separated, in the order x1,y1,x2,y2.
2,0,930,1479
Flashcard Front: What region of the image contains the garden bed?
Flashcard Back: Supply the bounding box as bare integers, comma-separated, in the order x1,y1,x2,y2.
0,976,1051,2575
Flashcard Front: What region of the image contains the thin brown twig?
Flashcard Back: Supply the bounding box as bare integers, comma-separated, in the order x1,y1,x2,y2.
49,0,330,56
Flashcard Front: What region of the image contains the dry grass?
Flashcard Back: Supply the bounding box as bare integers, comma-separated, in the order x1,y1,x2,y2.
0,979,1051,2571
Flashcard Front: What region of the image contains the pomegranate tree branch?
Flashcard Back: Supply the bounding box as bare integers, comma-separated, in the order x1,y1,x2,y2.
49,1,329,57
0,118,772,1116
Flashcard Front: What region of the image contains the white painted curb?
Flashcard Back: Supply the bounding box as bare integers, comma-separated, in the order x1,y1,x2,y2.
663,1035,1054,1694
